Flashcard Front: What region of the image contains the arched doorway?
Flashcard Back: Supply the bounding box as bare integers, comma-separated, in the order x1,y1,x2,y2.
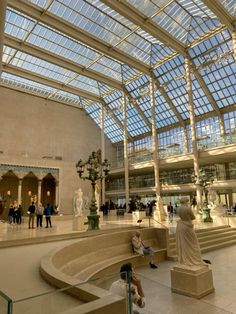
22,172,38,213
0,171,18,220
42,174,56,209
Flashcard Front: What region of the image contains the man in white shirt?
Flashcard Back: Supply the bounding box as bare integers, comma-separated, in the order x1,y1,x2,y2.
110,263,145,314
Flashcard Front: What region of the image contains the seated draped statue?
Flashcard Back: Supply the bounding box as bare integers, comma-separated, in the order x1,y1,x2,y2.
73,188,84,217
176,197,207,267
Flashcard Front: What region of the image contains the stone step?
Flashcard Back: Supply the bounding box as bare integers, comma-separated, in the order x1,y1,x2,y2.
167,225,236,259
169,228,236,246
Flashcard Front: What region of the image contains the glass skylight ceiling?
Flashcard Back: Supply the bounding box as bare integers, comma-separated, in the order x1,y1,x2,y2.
1,0,236,143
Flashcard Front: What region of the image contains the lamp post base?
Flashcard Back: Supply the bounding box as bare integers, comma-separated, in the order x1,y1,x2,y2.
87,214,100,230
202,202,213,223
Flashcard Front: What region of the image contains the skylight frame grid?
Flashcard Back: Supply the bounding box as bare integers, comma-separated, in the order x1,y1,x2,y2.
165,79,190,120
50,90,82,106
125,74,150,98
10,51,75,83
5,8,35,40
84,102,101,114
104,114,124,143
125,104,150,136
2,46,17,64
224,111,236,133
158,126,185,149
28,23,100,67
1,71,57,97
218,0,236,17
154,90,179,127
200,62,236,109
48,0,152,65
86,108,101,126
103,90,123,106
195,116,221,141
27,22,124,82
191,77,214,116
126,0,171,17
90,57,122,82
69,75,100,95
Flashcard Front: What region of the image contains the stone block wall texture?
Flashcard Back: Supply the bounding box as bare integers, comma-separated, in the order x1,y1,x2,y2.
0,87,116,213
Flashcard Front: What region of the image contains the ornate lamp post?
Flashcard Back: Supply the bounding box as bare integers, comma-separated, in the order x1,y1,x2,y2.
191,168,214,222
76,151,110,230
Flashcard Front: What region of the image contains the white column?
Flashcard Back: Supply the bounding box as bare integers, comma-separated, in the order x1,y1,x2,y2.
150,75,165,221
0,0,7,75
122,92,129,212
185,57,202,209
17,179,23,205
37,179,42,205
101,105,106,206
183,127,189,153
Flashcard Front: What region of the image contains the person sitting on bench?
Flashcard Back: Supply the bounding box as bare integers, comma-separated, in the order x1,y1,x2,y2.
132,231,158,269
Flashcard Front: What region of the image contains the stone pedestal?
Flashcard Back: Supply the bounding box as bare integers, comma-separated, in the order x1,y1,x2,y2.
72,216,86,231
171,265,214,299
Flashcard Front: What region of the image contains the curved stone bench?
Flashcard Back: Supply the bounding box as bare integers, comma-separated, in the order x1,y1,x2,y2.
40,227,167,313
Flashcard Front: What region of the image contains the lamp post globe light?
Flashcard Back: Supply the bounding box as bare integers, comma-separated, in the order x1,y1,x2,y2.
76,151,110,230
191,168,214,223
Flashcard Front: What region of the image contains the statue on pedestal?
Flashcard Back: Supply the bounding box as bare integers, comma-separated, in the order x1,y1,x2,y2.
176,197,209,267
73,188,84,217
153,195,165,221
72,188,85,231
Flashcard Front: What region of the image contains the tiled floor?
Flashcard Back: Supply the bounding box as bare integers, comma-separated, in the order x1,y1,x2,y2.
0,213,236,313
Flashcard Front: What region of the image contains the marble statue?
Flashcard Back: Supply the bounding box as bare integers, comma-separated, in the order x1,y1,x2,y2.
72,188,85,231
73,188,84,217
176,197,207,267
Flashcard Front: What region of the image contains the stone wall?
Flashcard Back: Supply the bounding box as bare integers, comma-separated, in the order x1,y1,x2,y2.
0,87,116,214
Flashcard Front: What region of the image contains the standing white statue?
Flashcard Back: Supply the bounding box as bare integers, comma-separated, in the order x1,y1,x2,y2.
73,188,84,217
176,197,209,267
72,188,86,231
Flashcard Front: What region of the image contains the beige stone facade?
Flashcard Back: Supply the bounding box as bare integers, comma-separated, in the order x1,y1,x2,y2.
0,87,116,214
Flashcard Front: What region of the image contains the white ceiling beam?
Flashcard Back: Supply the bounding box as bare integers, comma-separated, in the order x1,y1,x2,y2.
8,0,150,75
4,35,122,90
100,99,132,139
2,64,101,102
0,0,7,75
192,67,222,116
3,64,129,137
100,0,186,55
201,0,235,32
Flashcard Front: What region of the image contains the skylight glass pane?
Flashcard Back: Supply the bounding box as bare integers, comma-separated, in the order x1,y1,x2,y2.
2,46,17,64
47,0,152,64
218,0,236,17
70,75,100,95
1,72,82,107
5,8,35,40
10,51,75,83
190,30,236,109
